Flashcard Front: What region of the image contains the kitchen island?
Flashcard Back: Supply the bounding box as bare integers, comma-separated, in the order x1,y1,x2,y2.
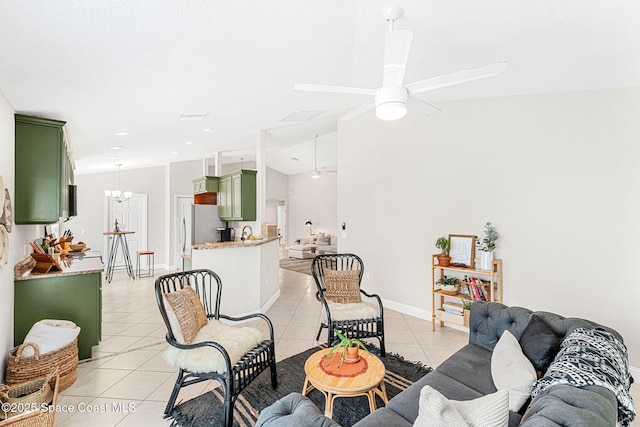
14,253,104,360
191,237,280,316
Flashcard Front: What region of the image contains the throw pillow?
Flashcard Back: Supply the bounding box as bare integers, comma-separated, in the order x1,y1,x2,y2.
491,330,537,412
163,286,208,344
316,235,330,246
324,269,362,304
413,385,509,427
518,314,562,375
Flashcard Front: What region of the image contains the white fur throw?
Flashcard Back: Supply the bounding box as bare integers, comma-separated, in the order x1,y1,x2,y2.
164,320,263,374
325,301,378,321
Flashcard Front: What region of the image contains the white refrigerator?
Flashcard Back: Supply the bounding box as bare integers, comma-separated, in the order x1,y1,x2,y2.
179,203,225,257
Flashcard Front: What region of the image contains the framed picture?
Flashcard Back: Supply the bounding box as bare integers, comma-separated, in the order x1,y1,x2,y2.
448,234,476,268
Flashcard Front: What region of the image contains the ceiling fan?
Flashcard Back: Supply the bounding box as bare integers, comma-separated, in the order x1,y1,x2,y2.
311,135,336,179
294,6,506,121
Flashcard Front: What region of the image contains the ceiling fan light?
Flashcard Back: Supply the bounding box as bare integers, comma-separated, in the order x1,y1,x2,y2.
312,170,321,179
375,86,408,121
376,102,407,120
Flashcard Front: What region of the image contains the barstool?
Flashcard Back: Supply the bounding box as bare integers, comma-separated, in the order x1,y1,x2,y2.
136,250,155,278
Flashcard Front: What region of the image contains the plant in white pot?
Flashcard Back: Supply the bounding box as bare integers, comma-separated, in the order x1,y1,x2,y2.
477,222,498,270
436,276,459,295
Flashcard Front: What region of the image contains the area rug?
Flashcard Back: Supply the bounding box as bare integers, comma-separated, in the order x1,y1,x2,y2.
168,345,432,427
278,257,313,276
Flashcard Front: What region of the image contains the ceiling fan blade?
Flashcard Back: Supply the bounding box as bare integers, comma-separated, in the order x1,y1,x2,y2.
294,83,375,96
382,29,413,87
340,99,375,120
405,62,507,95
408,97,441,116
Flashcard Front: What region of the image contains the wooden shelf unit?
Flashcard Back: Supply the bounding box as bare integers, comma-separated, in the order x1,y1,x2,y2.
431,254,502,331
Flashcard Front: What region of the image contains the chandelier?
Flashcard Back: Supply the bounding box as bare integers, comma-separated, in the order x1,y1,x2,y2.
104,164,132,202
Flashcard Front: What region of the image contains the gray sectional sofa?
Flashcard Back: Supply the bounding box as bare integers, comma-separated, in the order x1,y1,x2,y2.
257,301,634,427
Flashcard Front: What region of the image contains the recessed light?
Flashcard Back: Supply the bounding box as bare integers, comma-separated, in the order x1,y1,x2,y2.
178,113,208,121
185,141,194,145
110,146,125,150
202,128,213,132
107,156,118,160
172,151,180,155
114,132,129,136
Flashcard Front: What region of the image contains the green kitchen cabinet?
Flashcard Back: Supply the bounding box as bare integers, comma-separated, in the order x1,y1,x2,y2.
15,114,74,224
14,273,102,360
218,169,256,221
192,175,219,194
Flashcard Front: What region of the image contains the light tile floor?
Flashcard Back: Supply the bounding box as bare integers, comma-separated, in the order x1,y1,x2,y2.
56,266,639,426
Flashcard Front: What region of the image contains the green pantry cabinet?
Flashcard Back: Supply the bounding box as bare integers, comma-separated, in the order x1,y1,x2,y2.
218,169,257,221
14,273,102,360
15,114,74,224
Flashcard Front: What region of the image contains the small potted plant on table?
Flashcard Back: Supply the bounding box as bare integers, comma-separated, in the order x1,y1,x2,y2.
325,329,369,368
435,236,451,267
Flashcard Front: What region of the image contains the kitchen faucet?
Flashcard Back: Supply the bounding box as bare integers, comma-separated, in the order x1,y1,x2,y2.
241,225,253,241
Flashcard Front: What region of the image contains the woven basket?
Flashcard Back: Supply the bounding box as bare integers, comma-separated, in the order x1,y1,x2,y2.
0,371,59,427
5,341,77,392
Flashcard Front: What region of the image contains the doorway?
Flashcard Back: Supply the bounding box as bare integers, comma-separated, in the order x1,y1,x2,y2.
104,194,148,269
277,200,287,246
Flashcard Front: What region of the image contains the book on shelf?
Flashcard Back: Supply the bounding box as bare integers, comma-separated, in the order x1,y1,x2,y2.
442,301,464,313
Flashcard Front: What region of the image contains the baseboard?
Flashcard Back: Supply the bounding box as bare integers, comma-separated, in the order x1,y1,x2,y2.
261,289,281,314
631,365,640,380
380,298,469,333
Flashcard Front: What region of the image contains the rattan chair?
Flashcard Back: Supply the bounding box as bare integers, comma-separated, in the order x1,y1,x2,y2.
311,253,385,356
155,269,277,426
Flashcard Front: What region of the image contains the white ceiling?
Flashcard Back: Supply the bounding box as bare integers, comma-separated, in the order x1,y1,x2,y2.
0,1,638,176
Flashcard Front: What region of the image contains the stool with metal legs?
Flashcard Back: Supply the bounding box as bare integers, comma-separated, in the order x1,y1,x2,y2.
136,250,155,278
103,231,136,283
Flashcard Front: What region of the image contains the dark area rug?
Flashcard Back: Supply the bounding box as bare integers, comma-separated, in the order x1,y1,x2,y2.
278,257,313,275
168,345,432,427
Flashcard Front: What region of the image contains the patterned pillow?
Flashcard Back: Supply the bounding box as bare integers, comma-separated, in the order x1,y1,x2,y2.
163,286,208,344
324,269,361,304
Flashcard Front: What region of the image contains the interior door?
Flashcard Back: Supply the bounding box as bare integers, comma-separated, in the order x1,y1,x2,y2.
105,194,147,269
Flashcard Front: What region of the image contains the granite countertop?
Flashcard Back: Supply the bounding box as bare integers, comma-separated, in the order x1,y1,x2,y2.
15,252,105,281
192,236,280,250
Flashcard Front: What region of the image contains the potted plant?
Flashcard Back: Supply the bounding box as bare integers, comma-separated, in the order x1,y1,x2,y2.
462,300,472,327
477,222,498,270
436,276,459,295
435,236,451,267
325,329,369,367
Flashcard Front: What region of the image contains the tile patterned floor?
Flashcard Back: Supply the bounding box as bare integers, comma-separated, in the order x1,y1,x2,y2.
55,266,639,426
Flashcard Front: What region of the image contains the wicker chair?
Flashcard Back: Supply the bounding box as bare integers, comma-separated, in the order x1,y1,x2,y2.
311,254,385,356
155,269,277,426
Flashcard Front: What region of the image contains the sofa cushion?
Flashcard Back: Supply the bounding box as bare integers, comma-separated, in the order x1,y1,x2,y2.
255,392,339,427
325,269,361,303
491,331,537,412
518,314,562,374
414,386,509,427
386,371,483,423
469,302,532,352
435,344,497,395
163,286,208,344
351,407,413,427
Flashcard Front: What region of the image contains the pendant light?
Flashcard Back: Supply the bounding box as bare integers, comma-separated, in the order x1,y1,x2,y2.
104,164,132,202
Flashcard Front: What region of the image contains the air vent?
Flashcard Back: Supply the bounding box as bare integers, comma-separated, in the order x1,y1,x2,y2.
178,113,208,121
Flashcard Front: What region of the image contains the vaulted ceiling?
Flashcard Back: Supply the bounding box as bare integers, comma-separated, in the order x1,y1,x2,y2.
0,1,638,175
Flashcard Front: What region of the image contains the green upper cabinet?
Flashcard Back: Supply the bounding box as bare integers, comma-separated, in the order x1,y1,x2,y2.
218,169,256,221
15,114,73,224
192,176,219,194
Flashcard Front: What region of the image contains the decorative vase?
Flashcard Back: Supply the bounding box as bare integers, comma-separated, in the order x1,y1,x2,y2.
480,251,493,270
437,255,451,267
344,345,360,363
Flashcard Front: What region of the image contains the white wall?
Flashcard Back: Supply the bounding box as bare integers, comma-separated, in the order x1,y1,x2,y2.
287,171,337,246
0,90,41,380
339,87,640,368
71,166,167,266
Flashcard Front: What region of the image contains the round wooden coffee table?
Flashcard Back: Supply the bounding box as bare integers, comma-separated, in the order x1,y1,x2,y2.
302,347,388,419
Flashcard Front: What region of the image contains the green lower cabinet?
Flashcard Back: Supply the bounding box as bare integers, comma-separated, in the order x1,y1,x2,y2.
14,273,102,360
